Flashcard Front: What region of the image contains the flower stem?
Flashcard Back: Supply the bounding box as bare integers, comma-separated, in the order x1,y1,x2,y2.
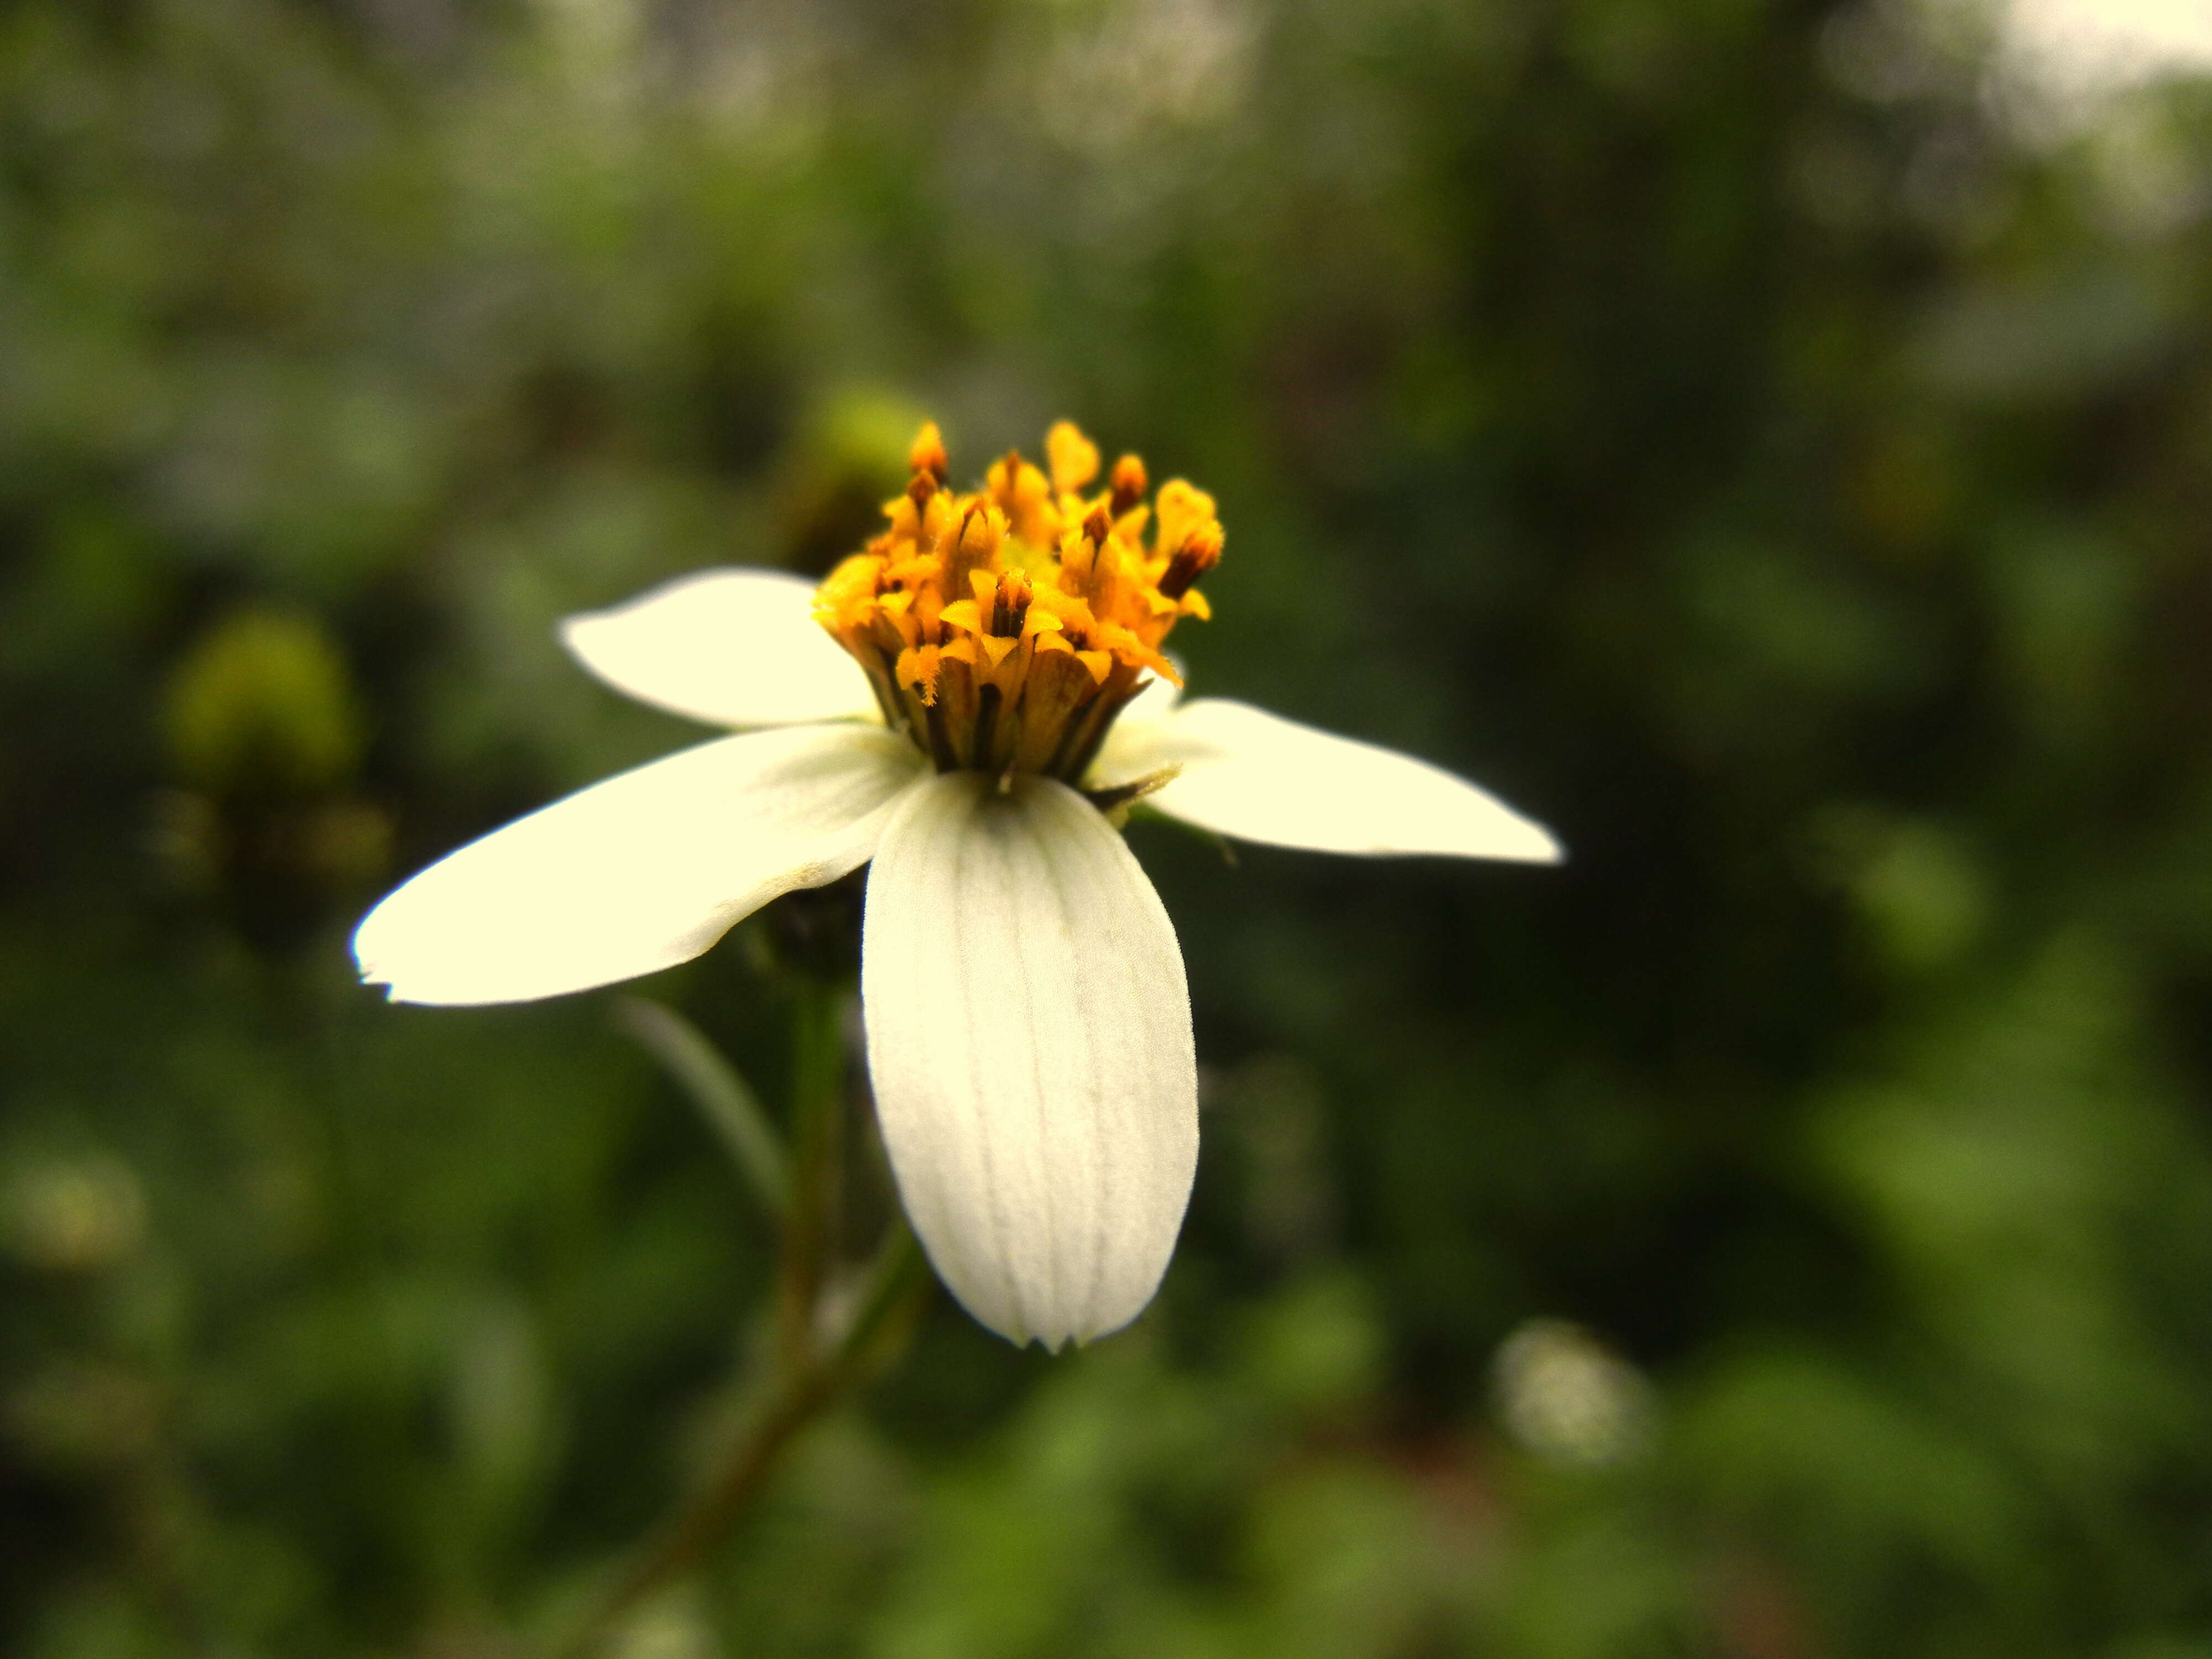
546,1222,927,1659
544,980,926,1659
614,998,790,1224
777,978,848,1368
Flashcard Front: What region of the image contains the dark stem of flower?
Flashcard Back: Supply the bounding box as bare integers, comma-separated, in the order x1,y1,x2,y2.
778,979,847,1368
542,967,930,1659
545,1223,928,1659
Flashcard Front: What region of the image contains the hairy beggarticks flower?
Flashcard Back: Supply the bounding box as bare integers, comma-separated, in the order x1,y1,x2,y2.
353,423,1559,1347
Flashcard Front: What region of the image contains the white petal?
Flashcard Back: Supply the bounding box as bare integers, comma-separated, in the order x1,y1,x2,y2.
354,725,925,1005
1095,698,1562,862
1115,666,1183,727
862,772,1197,1349
560,567,880,729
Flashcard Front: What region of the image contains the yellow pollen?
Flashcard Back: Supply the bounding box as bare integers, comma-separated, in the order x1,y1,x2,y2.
814,421,1224,781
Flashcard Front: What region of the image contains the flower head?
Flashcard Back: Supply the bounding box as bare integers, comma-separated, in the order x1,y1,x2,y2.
813,419,1212,780
353,423,1559,1348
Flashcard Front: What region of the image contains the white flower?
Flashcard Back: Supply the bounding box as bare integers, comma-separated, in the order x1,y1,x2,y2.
353,425,1558,1349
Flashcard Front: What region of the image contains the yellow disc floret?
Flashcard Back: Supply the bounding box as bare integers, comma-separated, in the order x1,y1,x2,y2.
814,421,1223,781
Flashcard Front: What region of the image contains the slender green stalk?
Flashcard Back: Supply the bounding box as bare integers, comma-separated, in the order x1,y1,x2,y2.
544,978,927,1659
776,980,848,1368
546,1224,928,1659
614,998,790,1222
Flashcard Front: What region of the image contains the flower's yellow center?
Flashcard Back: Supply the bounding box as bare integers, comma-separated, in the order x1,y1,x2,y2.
814,421,1222,781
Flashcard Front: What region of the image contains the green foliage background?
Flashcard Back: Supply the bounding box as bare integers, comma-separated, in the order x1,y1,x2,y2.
6,0,2212,1654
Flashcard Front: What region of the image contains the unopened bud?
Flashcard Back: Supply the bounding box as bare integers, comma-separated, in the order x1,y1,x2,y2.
909,421,949,482
1109,455,1147,516
1158,522,1223,599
